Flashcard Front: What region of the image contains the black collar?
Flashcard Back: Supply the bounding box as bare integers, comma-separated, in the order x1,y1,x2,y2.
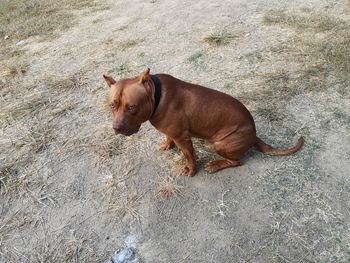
150,74,161,114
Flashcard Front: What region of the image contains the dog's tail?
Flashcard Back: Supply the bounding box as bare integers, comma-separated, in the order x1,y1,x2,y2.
255,136,304,156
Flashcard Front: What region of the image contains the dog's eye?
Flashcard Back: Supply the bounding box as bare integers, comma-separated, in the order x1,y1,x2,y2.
127,105,136,112
110,103,115,109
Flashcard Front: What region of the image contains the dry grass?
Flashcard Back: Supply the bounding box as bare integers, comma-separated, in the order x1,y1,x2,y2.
63,232,97,262
0,64,27,79
1,213,100,263
68,123,124,160
0,91,50,127
244,64,327,122
1,71,92,188
0,1,349,262
203,31,239,46
106,191,145,224
0,0,100,63
313,34,350,85
263,10,350,87
245,8,350,262
0,209,34,252
212,190,230,217
0,208,32,228
0,166,29,199
120,39,144,51
113,63,132,77
244,11,350,124
46,72,89,91
263,9,343,32
97,164,145,224
156,175,183,200
187,51,206,69
27,232,99,263
0,0,96,40
9,125,53,154
187,51,204,63
0,123,53,198
259,157,350,261
0,3,102,259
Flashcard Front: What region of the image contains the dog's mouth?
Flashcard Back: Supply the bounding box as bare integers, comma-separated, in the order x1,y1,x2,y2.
115,129,136,136
114,125,140,136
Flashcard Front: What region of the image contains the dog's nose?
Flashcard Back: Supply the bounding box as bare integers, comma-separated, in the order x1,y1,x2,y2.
113,123,124,133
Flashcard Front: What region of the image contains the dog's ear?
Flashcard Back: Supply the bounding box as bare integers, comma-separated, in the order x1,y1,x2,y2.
140,68,150,83
103,75,116,87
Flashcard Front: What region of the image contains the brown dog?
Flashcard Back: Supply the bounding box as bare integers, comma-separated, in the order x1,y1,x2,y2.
104,69,304,176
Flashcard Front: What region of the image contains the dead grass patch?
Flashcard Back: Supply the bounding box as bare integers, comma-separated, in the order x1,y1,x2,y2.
120,39,144,51
333,108,350,127
0,166,26,198
0,123,53,162
0,0,96,40
252,9,350,261
156,175,183,200
187,51,207,69
46,72,89,91
107,194,143,219
11,125,54,154
25,231,99,263
0,123,53,198
69,124,124,159
49,102,76,118
0,91,50,127
98,166,146,223
187,51,207,70
91,125,124,158
243,65,327,122
0,64,27,79
1,212,100,262
0,0,101,61
203,31,239,46
187,51,204,63
263,11,350,86
114,63,132,77
263,9,343,32
212,191,230,217
63,232,98,262
0,209,34,245
247,11,350,123
105,190,146,225
313,34,350,85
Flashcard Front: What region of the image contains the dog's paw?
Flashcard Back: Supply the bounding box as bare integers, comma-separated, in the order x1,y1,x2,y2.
180,166,196,177
204,161,223,173
159,140,174,151
205,159,242,173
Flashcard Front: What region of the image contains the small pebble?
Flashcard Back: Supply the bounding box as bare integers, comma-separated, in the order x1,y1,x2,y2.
16,40,25,46
105,247,134,263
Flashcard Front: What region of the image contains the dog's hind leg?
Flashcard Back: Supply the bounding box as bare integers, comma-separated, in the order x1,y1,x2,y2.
205,159,243,173
205,133,254,173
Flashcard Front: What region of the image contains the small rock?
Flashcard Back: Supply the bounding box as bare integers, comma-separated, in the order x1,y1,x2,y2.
4,35,9,40
105,247,134,263
16,40,25,46
125,235,137,247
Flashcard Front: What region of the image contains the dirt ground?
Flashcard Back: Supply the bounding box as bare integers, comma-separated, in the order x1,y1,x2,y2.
1,0,350,262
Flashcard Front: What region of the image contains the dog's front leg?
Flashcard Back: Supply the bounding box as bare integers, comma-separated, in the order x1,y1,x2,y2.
159,136,175,150
173,136,197,176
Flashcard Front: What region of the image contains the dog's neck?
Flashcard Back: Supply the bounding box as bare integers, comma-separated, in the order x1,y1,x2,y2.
150,74,162,115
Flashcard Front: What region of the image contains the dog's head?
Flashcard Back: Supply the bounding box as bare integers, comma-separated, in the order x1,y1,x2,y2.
104,68,154,136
